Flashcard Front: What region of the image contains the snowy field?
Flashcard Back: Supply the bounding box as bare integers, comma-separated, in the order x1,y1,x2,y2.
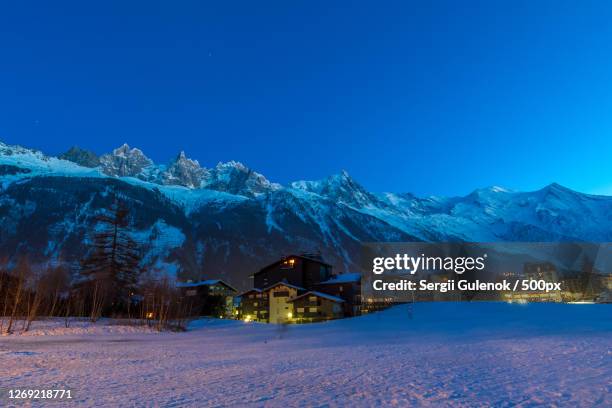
1,303,610,407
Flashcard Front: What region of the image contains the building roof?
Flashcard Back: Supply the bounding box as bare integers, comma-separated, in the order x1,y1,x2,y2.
236,288,263,297
288,291,345,303
176,279,237,292
263,281,305,292
319,273,361,285
252,254,332,276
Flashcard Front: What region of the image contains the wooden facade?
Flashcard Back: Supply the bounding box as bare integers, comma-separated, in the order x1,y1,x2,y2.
314,273,362,317
288,291,344,322
238,289,269,322
238,255,362,324
177,279,237,317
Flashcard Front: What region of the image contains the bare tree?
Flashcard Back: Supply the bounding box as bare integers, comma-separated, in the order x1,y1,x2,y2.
40,263,70,317
139,277,191,331
0,269,10,333
24,273,44,332
64,289,85,328
5,257,30,334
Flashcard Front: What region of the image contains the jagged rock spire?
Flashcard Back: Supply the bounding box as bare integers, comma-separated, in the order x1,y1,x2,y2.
162,151,206,188
100,143,154,179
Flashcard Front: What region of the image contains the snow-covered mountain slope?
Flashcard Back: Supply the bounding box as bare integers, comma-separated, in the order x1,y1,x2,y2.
202,160,281,197
371,183,612,242
291,170,383,208
1,140,611,288
0,142,103,179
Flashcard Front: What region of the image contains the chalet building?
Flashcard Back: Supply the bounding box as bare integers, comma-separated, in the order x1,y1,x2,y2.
265,282,304,324
314,273,362,317
237,289,268,322
252,254,333,290
288,291,344,323
177,279,237,317
237,254,363,323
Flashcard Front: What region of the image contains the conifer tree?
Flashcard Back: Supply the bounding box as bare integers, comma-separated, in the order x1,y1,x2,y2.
80,197,141,319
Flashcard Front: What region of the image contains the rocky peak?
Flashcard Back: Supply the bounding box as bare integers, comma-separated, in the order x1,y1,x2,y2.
203,161,280,197
100,143,155,179
161,151,207,188
58,146,100,168
291,170,379,208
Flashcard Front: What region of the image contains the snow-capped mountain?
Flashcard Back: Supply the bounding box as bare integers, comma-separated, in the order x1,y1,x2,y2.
100,143,157,180
161,151,206,188
86,143,279,194
203,160,281,197
291,170,383,208
1,140,610,289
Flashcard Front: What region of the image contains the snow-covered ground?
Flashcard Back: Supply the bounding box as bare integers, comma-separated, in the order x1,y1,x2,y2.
0,318,157,337
1,303,610,407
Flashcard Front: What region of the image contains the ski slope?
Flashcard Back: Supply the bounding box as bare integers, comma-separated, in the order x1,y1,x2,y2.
1,303,610,407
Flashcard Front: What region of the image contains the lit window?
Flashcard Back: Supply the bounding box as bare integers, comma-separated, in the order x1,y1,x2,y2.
309,296,317,302
254,302,258,306
282,258,296,269
309,307,317,313
297,307,304,313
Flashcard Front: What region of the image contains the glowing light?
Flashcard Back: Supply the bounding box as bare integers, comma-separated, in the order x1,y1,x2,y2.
146,312,154,319
287,312,293,319
243,315,252,322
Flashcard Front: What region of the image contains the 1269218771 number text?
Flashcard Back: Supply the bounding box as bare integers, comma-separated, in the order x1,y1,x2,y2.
7,389,73,400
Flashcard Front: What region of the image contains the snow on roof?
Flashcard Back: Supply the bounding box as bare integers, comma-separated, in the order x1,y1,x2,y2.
320,273,361,284
237,288,263,297
176,279,219,287
263,281,305,292
288,291,345,303
176,279,236,291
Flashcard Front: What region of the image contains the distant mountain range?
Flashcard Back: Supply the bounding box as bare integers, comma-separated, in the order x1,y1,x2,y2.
1,141,610,289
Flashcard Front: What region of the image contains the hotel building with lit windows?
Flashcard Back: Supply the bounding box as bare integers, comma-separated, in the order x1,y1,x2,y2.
237,254,361,323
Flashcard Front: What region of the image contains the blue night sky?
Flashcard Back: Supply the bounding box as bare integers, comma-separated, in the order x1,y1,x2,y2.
1,1,612,196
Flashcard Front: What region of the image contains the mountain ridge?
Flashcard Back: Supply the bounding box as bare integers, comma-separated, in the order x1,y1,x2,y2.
7,140,601,201
1,140,610,289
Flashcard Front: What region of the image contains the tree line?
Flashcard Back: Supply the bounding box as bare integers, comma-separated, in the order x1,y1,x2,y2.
0,198,192,334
